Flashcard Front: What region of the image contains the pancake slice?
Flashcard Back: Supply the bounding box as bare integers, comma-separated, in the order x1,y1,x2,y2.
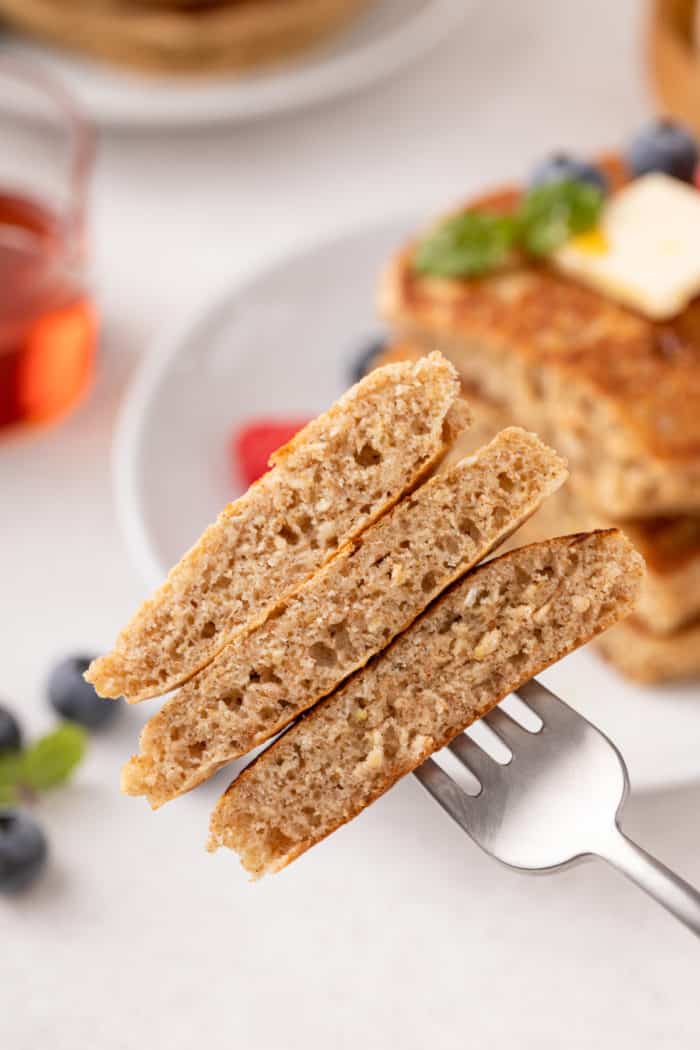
374,344,700,637
208,530,643,878
87,353,467,703
122,427,567,807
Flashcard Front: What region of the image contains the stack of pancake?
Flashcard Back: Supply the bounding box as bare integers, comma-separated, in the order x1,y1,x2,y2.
0,0,372,75
86,354,641,875
378,174,700,685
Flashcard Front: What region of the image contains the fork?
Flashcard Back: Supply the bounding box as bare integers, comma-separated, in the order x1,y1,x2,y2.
415,678,700,938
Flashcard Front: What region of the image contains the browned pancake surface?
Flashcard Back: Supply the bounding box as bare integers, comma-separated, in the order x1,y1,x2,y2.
388,159,700,463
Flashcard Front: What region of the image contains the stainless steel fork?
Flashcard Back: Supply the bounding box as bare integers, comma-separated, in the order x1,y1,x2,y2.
415,678,700,938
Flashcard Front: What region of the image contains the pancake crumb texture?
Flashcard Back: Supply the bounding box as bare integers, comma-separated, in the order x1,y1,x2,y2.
209,529,643,877
87,354,465,703
122,427,567,807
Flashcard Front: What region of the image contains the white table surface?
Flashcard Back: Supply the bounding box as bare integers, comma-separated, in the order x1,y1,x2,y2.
3,1,699,1047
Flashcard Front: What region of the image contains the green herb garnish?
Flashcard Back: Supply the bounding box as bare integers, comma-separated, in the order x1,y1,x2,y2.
414,211,517,278
414,179,604,278
517,179,604,257
0,723,86,804
0,751,25,805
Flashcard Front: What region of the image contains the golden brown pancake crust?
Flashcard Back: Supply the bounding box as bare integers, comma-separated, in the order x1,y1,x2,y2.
623,515,700,572
389,157,700,462
0,0,372,75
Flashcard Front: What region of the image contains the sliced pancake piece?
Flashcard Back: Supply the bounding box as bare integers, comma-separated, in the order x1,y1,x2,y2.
122,428,567,807
597,616,700,684
518,500,700,636
375,344,700,636
208,529,643,877
87,354,467,703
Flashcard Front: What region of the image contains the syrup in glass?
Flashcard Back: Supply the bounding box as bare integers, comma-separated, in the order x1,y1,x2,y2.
0,189,96,430
0,61,96,435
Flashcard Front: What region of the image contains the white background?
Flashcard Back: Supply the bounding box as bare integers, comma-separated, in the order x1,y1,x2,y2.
2,1,699,1047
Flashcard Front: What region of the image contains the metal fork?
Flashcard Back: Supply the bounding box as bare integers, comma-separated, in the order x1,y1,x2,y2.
415,678,700,938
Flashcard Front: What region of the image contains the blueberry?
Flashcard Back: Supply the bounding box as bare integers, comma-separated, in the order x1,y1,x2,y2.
529,153,608,194
48,655,119,730
0,810,48,893
0,705,22,755
627,119,698,182
349,337,387,384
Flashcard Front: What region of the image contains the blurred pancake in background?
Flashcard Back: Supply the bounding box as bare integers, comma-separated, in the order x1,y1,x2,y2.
650,0,700,137
0,0,374,75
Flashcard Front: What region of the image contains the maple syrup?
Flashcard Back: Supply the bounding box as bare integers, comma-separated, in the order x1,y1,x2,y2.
0,189,96,431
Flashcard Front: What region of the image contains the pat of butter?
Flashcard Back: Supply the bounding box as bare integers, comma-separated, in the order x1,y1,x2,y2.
552,173,700,320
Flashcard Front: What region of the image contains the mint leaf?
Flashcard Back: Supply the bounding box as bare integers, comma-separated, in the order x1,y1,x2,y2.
413,179,603,278
0,724,86,801
22,723,87,791
517,179,603,257
0,752,23,804
414,211,516,278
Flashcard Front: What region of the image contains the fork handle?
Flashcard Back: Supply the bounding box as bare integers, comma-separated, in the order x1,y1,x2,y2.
597,826,700,938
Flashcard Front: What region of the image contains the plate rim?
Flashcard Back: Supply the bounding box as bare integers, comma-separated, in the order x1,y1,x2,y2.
8,0,472,127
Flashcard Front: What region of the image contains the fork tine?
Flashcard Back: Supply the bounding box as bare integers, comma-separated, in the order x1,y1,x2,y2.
448,732,504,787
483,707,531,750
414,757,479,832
515,678,578,730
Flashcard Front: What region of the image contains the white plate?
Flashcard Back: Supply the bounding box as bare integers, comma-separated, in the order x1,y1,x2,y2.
114,217,700,795
3,0,470,128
